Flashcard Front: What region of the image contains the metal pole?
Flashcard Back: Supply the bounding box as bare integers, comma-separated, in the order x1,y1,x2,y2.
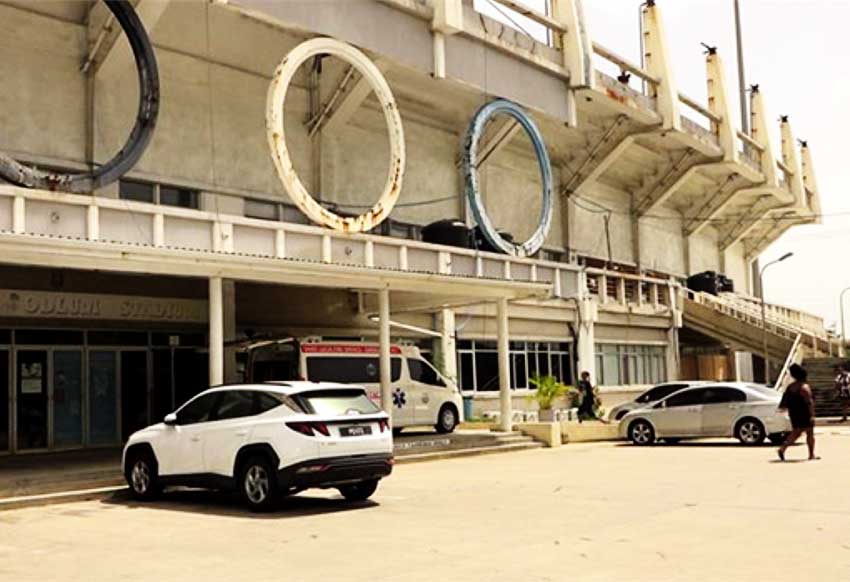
760,253,793,382
734,0,749,133
378,288,392,420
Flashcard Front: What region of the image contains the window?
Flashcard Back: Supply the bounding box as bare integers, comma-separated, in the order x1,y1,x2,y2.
297,389,381,416
703,387,746,404
256,391,296,414
594,344,668,386
636,383,687,404
119,179,199,209
214,391,256,420
245,199,279,221
665,388,706,408
120,180,155,203
408,359,446,387
456,340,572,393
176,392,220,425
305,356,402,384
160,186,198,209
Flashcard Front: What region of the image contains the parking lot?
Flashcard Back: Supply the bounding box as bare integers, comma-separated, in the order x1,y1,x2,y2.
2,431,850,582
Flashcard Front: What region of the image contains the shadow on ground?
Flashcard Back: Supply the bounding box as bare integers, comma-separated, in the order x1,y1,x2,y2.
101,488,378,519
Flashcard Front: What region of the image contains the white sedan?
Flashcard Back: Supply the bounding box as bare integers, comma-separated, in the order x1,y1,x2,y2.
619,383,792,446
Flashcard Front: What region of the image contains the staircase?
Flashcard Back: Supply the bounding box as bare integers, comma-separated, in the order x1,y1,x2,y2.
682,290,833,363
394,430,543,463
802,357,848,418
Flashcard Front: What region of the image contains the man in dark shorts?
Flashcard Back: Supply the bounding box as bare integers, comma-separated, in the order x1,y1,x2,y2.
777,363,818,461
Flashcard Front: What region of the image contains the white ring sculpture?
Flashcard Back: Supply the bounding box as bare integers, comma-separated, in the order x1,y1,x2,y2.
266,38,406,232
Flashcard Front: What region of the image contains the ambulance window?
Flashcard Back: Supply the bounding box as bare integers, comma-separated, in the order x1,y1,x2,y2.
408,359,446,387
306,357,401,383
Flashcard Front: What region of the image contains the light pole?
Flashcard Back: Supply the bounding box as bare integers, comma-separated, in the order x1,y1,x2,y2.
734,0,749,133
840,286,850,356
760,252,793,383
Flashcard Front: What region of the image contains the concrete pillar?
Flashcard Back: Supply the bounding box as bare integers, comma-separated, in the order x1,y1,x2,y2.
497,298,512,432
576,298,597,382
378,288,392,417
223,279,238,383
435,309,458,383
209,276,224,386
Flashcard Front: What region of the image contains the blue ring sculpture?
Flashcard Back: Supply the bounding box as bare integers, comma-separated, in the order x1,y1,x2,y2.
462,99,553,257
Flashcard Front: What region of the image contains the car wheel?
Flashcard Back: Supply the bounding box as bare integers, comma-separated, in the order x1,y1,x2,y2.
338,479,379,502
125,450,162,501
435,404,459,434
628,420,655,446
736,418,766,445
239,455,277,511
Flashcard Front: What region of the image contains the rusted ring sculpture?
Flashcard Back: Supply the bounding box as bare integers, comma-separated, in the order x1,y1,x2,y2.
266,38,405,233
462,99,553,257
0,0,160,192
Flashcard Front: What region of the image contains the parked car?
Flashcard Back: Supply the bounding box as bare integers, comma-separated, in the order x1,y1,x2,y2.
608,381,709,421
619,383,791,446
237,338,464,434
123,382,394,510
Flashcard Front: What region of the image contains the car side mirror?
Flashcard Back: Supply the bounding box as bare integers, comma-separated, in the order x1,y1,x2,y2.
164,413,178,426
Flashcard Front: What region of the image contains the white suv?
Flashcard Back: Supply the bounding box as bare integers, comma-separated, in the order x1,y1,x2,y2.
122,382,394,510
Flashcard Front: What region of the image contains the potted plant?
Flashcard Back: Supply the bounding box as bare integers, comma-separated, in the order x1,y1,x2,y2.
527,374,574,422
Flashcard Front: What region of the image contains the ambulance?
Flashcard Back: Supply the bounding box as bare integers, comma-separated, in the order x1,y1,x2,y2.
236,337,464,434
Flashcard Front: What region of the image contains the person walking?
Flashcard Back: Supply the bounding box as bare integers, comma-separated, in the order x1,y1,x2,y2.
777,363,818,461
834,362,850,422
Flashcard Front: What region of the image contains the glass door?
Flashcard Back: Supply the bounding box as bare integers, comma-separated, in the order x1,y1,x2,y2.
1,350,8,453
120,350,149,442
52,351,83,448
88,351,119,446
16,350,48,450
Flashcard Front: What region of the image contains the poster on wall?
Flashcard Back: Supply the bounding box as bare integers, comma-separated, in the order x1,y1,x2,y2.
21,363,43,394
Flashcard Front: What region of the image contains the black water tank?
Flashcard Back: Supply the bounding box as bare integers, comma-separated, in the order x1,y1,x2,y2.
719,275,735,293
472,225,514,254
421,219,472,249
687,271,721,295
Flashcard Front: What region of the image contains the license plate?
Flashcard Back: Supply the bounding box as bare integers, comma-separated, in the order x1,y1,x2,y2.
340,425,371,437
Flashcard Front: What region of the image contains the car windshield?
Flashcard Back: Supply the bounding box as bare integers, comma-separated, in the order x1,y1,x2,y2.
296,389,381,416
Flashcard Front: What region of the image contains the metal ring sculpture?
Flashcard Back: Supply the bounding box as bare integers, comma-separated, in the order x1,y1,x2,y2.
462,99,553,257
266,38,405,233
0,0,160,193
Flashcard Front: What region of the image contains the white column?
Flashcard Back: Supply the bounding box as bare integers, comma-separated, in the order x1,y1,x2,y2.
497,298,512,432
378,288,392,418
576,298,597,381
209,276,224,386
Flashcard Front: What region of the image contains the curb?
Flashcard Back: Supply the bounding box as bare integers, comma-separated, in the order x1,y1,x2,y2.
0,484,127,512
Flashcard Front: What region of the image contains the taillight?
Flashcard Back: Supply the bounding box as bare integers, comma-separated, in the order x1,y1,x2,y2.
378,419,390,433
286,422,314,436
286,421,330,437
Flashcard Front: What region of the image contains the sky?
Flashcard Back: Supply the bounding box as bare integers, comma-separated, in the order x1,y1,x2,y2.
476,0,850,331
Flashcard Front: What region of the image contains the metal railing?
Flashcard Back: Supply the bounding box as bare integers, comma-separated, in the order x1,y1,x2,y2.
774,333,803,391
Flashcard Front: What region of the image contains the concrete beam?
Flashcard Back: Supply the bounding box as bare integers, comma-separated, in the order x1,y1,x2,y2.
633,152,708,217
800,141,823,220
560,115,634,196
91,0,170,78
642,1,680,131
683,173,750,237
473,117,521,169
705,49,738,163
779,116,806,208
322,60,389,135
718,194,781,251
749,87,780,188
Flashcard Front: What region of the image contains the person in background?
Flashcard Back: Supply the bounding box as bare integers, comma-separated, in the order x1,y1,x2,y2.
577,371,606,423
777,363,818,461
834,362,850,422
